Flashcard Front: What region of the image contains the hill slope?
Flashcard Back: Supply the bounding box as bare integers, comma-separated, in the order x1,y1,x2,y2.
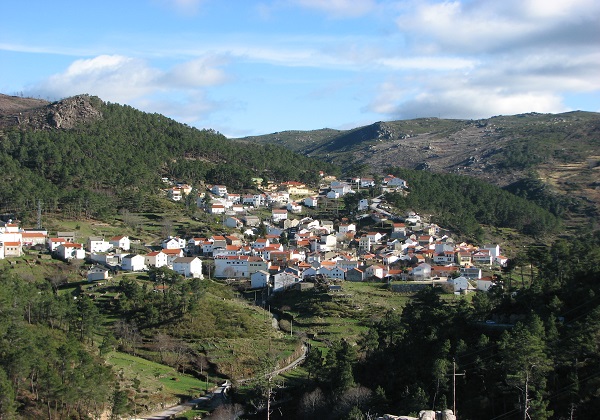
0,94,337,220
240,112,600,226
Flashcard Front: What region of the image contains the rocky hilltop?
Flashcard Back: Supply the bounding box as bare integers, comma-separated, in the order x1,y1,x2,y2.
0,94,103,130
241,112,600,225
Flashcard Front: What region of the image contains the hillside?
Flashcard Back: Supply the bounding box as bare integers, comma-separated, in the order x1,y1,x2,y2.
240,112,600,226
0,94,337,221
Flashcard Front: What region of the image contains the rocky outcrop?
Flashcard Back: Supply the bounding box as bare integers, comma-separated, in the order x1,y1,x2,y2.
0,94,103,130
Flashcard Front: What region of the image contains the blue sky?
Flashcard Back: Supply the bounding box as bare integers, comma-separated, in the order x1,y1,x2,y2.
1,0,599,137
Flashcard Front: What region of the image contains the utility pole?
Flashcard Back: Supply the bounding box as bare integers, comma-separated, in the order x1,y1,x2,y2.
523,364,536,420
452,358,466,418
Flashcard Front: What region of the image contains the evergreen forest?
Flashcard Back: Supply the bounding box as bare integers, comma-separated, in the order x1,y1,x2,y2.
0,97,338,220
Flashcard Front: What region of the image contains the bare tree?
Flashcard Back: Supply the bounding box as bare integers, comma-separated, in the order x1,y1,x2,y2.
333,386,373,419
208,403,244,419
298,387,326,419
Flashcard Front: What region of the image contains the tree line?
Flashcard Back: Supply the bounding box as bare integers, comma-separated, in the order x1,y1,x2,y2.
384,167,561,239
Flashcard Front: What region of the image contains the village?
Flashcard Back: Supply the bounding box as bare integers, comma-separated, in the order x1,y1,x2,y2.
0,173,509,298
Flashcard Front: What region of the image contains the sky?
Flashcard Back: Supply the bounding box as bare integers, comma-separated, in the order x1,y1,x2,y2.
1,0,599,137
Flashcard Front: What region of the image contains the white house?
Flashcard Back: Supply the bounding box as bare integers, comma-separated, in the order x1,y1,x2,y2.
87,236,111,253
358,199,369,211
338,223,356,235
172,257,203,278
412,263,432,280
162,248,184,266
286,202,303,213
323,266,346,280
121,254,146,272
311,234,337,252
483,244,501,258
211,185,228,196
87,265,110,282
224,216,243,229
90,252,120,267
56,243,85,260
304,196,318,208
209,204,226,214
162,236,186,250
385,176,408,189
360,178,375,188
365,265,385,279
21,231,47,247
449,276,469,293
367,232,384,243
472,250,493,265
272,209,288,222
48,237,67,252
477,277,495,291
2,241,22,258
330,181,353,197
145,251,168,268
251,270,270,288
109,235,130,251
242,194,266,207
460,267,482,280
214,256,250,278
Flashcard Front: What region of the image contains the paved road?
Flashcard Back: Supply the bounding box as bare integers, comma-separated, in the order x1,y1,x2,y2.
141,382,229,420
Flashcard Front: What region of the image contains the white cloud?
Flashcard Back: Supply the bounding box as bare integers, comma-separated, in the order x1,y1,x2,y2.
164,56,229,88
398,0,600,54
292,0,376,18
367,81,412,114
28,55,161,102
376,56,475,71
393,88,567,120
135,91,219,125
24,54,230,126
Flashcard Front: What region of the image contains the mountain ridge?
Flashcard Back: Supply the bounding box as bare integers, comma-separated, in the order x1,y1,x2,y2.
239,111,600,226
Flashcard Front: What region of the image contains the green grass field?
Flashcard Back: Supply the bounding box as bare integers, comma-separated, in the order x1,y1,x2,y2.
106,350,214,413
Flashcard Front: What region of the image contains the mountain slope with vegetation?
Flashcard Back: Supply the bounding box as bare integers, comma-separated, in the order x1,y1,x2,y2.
240,112,600,228
0,94,338,222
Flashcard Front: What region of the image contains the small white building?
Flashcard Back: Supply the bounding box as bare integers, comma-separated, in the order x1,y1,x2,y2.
56,243,85,260
251,270,270,288
477,277,495,291
87,236,111,253
87,265,110,282
109,235,130,251
172,257,203,278
286,202,303,213
211,185,228,196
365,265,385,279
304,196,318,208
145,251,168,268
224,216,243,229
272,209,288,222
358,199,369,211
338,223,356,235
449,276,469,293
121,254,146,272
162,236,186,250
412,263,432,280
